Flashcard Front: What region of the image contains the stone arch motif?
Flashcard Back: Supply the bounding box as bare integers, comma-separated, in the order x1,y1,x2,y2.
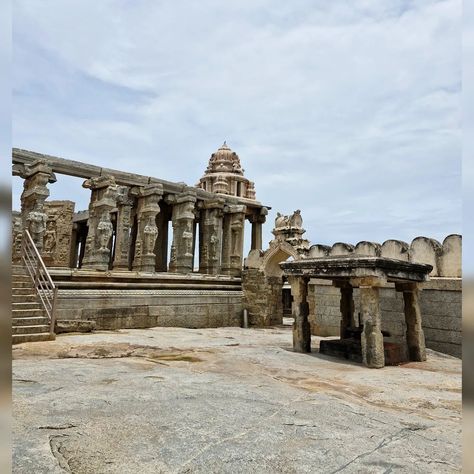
261,241,300,278
242,211,308,327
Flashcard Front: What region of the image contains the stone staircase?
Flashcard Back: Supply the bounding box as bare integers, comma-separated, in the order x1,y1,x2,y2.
12,264,54,343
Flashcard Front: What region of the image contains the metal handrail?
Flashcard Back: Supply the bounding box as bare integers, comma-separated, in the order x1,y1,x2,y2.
21,230,58,335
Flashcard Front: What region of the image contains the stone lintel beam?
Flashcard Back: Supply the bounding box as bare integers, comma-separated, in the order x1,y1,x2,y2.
13,148,272,212
288,275,311,353
132,184,163,273
349,276,387,288
280,257,432,284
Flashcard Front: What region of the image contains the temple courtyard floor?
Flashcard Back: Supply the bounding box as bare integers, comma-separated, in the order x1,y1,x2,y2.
13,326,462,473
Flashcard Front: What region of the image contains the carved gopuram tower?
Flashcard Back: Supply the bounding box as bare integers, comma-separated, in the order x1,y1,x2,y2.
196,142,256,200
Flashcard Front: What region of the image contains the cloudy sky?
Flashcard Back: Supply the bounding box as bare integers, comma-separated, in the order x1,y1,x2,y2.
12,0,463,263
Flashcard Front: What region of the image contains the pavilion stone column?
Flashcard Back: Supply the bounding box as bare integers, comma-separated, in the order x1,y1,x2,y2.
396,283,427,362
133,184,163,273
335,282,355,339
168,189,197,274
353,277,385,368
221,205,246,277
82,176,118,271
249,208,268,251
20,160,56,252
113,186,135,270
199,199,224,275
288,275,311,353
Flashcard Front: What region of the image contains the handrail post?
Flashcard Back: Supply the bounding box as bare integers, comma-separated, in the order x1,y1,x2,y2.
50,287,58,336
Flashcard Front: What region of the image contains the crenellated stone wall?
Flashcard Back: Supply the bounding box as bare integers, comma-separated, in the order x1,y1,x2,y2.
308,235,462,357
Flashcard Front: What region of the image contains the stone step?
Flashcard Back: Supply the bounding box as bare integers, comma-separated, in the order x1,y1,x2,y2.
12,333,55,344
12,275,31,282
12,308,44,318
12,281,35,289
12,294,37,303
12,266,28,275
12,302,42,310
12,288,38,296
13,325,51,335
12,316,50,326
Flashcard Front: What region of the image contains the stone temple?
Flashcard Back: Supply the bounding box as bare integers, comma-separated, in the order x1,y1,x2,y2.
11,143,461,363
11,143,463,471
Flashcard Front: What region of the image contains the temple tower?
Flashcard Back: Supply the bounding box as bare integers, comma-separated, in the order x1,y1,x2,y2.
196,142,256,200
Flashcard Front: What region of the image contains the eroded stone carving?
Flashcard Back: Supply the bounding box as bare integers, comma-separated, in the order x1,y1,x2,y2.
272,209,309,254
43,201,75,267
199,199,224,275
132,184,163,273
82,176,118,271
19,159,56,252
168,190,197,274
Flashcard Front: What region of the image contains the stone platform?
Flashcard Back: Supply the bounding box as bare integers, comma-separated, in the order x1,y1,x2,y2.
49,268,244,330
13,326,461,473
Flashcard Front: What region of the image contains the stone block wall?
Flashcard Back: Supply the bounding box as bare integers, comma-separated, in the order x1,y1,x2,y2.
51,270,243,331
242,268,283,326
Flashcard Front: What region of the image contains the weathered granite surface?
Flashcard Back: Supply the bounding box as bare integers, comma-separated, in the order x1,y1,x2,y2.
13,327,461,473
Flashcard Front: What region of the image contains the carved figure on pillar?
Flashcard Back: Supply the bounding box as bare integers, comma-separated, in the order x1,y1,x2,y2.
168,190,197,274
132,184,163,273
27,209,48,251
221,204,246,276
113,186,135,270
43,220,57,254
19,159,56,254
199,199,224,275
143,217,159,256
81,175,118,271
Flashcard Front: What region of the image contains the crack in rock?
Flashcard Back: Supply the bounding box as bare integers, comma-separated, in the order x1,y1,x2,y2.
39,423,77,430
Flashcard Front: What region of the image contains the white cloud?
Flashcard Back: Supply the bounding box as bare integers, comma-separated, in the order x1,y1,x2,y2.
12,0,462,262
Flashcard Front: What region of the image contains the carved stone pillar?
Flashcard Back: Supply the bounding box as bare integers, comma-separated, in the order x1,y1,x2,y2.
222,205,246,276
288,275,311,353
356,278,385,368
199,200,224,275
168,190,197,274
249,208,267,251
396,282,426,362
113,186,135,270
337,283,354,339
19,160,56,252
81,176,118,271
132,184,163,273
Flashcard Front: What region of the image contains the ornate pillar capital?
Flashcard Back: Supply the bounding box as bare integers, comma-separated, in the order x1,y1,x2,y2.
20,159,57,253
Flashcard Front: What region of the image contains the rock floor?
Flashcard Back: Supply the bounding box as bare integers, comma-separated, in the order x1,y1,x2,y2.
13,326,462,473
